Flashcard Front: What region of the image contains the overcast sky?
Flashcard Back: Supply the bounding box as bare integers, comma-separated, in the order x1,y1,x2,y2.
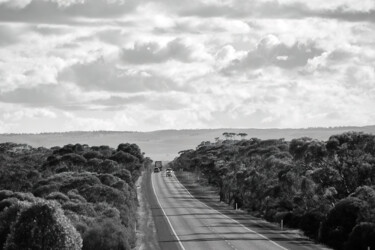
0,0,374,133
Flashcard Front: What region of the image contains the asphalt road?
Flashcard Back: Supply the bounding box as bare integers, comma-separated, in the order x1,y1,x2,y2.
150,170,330,250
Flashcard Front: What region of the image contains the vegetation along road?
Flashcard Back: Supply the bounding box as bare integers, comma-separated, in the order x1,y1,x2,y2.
151,169,330,250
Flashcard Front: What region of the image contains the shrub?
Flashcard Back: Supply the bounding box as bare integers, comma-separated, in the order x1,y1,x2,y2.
117,143,144,163
4,201,82,250
83,151,102,160
0,203,30,249
115,169,133,185
321,197,368,249
110,151,138,165
299,211,324,239
46,192,70,203
82,220,130,250
345,222,375,250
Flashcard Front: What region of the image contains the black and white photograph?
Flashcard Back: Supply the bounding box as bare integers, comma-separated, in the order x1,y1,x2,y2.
0,0,375,249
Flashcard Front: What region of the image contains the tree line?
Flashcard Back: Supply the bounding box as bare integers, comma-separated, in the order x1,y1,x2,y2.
171,131,375,250
0,142,151,250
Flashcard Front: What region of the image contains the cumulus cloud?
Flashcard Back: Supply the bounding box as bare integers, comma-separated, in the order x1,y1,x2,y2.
222,35,324,75
3,108,56,121
0,0,32,9
0,83,83,108
59,58,193,93
179,0,375,23
0,0,375,133
0,0,137,24
121,38,208,64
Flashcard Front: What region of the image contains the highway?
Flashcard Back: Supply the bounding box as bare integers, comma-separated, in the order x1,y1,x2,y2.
150,170,330,250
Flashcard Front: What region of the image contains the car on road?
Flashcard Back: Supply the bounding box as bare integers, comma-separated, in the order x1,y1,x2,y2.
154,167,160,173
166,168,172,177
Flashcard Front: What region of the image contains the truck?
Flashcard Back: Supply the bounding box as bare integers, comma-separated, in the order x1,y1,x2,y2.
154,161,162,173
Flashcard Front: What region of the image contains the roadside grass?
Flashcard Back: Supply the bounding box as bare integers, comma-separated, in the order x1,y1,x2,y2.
135,169,160,250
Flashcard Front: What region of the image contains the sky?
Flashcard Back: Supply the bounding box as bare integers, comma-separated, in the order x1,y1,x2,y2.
0,0,374,133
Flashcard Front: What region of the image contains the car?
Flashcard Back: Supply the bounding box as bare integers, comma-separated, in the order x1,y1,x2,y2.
154,167,160,173
166,168,172,177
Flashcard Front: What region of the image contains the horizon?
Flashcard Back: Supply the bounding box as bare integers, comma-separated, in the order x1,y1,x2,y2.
0,1,374,133
1,124,375,135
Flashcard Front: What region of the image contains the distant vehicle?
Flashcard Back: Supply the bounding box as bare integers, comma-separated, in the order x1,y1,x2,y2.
155,161,162,171
154,167,160,173
166,168,172,177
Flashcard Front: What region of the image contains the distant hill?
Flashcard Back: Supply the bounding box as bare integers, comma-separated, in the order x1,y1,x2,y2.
1,126,375,161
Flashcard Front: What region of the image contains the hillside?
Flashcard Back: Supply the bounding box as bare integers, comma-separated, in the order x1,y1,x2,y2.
1,126,375,161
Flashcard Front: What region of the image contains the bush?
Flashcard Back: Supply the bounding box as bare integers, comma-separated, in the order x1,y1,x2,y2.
4,201,82,250
0,203,29,249
345,222,375,250
82,220,130,250
83,151,102,160
321,197,368,249
115,169,133,186
110,151,138,166
299,211,324,239
117,143,144,163
46,192,70,203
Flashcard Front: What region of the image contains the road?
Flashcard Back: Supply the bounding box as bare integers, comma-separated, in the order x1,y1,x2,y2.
150,170,330,250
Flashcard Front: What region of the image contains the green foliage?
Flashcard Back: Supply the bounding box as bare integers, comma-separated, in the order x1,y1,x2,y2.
345,222,375,250
0,203,29,249
82,220,131,250
117,143,144,163
110,151,138,165
0,141,144,249
172,131,375,248
4,201,82,250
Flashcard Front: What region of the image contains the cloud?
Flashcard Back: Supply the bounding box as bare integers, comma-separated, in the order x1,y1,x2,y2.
222,35,324,75
3,108,56,121
0,83,81,108
178,0,375,23
153,17,250,35
0,25,20,46
0,0,32,9
0,0,375,133
0,0,137,24
94,95,148,107
59,58,193,93
121,38,205,64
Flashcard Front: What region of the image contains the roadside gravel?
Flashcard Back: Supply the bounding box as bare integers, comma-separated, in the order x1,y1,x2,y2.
135,169,160,250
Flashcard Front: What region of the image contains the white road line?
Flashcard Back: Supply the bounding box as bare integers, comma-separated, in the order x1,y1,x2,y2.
151,173,186,250
174,175,289,250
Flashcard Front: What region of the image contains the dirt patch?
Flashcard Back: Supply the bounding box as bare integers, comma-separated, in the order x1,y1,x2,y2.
134,169,160,250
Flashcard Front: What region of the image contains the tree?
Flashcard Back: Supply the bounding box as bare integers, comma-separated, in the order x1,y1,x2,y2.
117,143,144,163
0,203,29,249
110,151,138,165
4,201,82,250
238,133,248,140
228,133,236,140
321,197,368,249
222,132,230,140
326,132,375,196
